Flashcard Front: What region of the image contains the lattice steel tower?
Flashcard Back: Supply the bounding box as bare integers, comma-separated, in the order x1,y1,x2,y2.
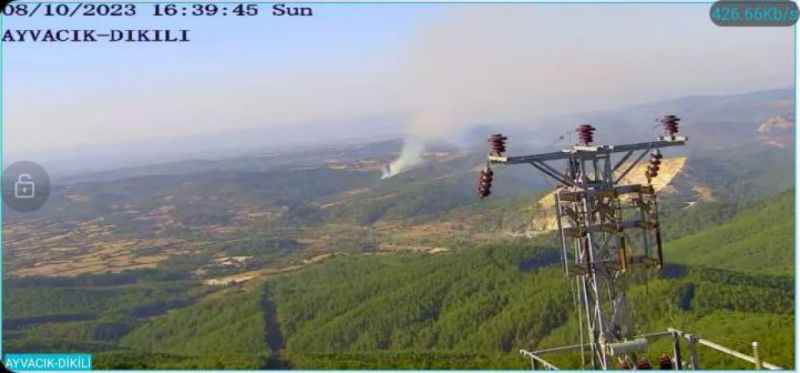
479,115,687,369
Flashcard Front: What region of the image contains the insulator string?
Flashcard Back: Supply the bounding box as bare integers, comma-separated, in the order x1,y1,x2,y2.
576,124,596,145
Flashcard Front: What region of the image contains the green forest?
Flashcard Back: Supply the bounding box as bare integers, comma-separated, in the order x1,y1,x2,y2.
3,180,794,369
7,190,786,369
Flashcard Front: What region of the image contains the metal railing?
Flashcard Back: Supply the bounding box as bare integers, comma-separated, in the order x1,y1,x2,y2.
520,349,560,370
519,327,783,370
667,328,782,370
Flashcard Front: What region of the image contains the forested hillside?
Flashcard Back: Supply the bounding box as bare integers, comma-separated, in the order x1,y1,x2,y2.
119,289,268,368
7,188,793,370
90,189,794,369
667,190,793,275
3,87,794,369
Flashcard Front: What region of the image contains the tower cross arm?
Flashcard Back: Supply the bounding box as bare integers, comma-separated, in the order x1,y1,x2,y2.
488,136,687,166
488,150,572,164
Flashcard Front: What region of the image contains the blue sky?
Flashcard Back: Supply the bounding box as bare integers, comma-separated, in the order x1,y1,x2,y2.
3,3,794,163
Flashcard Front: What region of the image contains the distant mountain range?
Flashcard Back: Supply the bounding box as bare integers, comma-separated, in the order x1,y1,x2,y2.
510,88,793,151
21,88,792,186
3,88,794,370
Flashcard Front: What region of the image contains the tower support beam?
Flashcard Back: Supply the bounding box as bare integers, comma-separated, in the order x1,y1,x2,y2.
482,119,687,369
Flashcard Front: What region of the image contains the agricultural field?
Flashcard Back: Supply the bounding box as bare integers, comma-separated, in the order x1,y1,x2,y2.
3,89,795,369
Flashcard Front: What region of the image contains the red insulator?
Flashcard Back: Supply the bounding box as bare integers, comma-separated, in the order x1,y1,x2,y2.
647,167,659,179
650,152,662,165
477,168,494,199
658,354,674,370
646,151,662,180
576,124,596,145
488,134,507,155
661,115,680,136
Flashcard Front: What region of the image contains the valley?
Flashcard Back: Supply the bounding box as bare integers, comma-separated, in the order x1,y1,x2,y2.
2,89,795,369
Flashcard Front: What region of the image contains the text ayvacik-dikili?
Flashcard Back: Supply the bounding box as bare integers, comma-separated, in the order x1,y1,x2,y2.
3,29,190,42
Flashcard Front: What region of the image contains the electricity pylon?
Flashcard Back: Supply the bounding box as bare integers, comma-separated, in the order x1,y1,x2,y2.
479,116,687,369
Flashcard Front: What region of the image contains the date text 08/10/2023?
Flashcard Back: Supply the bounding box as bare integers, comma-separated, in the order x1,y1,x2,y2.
1,3,315,17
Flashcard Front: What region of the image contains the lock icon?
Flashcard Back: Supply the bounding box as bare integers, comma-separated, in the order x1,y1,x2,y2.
14,174,35,199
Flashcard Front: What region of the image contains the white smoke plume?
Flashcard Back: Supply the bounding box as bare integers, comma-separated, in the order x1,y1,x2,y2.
10,6,790,159
381,111,457,179
379,6,791,179
382,137,423,179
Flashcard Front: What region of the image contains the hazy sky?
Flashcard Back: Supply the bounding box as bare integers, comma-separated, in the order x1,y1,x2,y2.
4,3,794,159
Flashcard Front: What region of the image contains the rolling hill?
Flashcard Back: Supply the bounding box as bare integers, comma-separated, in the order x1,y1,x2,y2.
88,190,794,369
667,190,793,275
2,88,794,369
